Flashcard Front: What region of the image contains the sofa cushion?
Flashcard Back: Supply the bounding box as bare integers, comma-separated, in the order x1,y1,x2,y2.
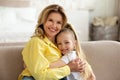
0,46,24,80
81,41,120,80
0,42,25,46
0,41,120,80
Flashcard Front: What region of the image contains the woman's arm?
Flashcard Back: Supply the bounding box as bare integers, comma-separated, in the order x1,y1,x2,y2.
50,53,71,68
22,38,70,80
22,37,85,80
50,59,66,68
50,52,72,68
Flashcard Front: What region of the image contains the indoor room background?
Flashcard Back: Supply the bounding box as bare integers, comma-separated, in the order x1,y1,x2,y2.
0,0,119,42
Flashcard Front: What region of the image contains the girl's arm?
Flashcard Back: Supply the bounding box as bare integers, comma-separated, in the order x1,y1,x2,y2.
50,53,71,68
50,59,66,68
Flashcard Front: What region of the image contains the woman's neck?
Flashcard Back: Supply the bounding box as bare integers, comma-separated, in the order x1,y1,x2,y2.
48,36,55,44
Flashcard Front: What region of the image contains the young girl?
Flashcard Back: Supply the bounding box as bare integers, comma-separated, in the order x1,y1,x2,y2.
50,23,96,80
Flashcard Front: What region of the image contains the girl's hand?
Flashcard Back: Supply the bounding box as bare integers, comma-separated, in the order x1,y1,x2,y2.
67,58,86,72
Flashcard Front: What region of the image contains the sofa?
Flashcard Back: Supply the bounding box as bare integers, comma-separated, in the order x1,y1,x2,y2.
0,41,120,80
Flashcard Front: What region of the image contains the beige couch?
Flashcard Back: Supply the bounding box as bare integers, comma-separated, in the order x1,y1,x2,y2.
0,41,120,80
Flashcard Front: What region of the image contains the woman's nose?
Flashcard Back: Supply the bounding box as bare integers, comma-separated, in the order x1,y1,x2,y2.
52,22,57,28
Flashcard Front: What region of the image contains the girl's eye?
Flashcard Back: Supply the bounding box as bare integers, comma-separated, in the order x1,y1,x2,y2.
48,19,53,22
65,42,69,44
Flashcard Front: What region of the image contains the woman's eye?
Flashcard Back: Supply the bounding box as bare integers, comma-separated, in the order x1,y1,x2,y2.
57,21,62,25
48,19,53,22
57,43,61,45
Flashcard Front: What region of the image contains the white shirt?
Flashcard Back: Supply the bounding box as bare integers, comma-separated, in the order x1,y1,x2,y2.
61,51,83,80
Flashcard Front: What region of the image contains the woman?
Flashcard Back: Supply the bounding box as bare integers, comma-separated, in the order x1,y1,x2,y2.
18,4,85,80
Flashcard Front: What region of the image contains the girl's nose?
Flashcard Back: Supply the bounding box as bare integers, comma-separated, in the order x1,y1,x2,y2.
61,44,66,49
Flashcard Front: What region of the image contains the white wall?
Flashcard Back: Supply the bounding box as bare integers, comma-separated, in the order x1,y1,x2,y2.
0,7,89,42
0,0,92,42
0,0,118,42
66,10,89,41
89,0,118,22
0,7,36,42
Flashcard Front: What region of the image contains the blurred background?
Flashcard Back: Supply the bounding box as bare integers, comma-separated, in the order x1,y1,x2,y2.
0,0,119,42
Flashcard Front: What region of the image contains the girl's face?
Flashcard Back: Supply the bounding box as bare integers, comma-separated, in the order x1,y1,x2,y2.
44,12,63,40
56,32,76,55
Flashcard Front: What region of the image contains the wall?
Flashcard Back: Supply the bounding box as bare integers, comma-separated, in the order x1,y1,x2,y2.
0,7,36,42
0,0,93,42
0,0,118,42
89,0,118,22
66,10,89,41
0,7,89,42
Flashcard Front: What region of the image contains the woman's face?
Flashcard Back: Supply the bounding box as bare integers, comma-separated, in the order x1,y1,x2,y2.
44,12,63,40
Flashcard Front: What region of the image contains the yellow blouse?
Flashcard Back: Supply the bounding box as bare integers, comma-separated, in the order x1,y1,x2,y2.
18,37,70,80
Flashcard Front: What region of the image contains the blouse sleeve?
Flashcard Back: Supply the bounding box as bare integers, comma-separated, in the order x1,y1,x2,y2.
22,37,70,80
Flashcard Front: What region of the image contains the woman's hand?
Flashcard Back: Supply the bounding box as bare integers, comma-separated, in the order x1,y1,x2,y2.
67,58,86,73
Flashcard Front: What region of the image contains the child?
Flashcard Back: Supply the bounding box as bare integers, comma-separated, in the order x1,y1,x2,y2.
50,23,96,80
